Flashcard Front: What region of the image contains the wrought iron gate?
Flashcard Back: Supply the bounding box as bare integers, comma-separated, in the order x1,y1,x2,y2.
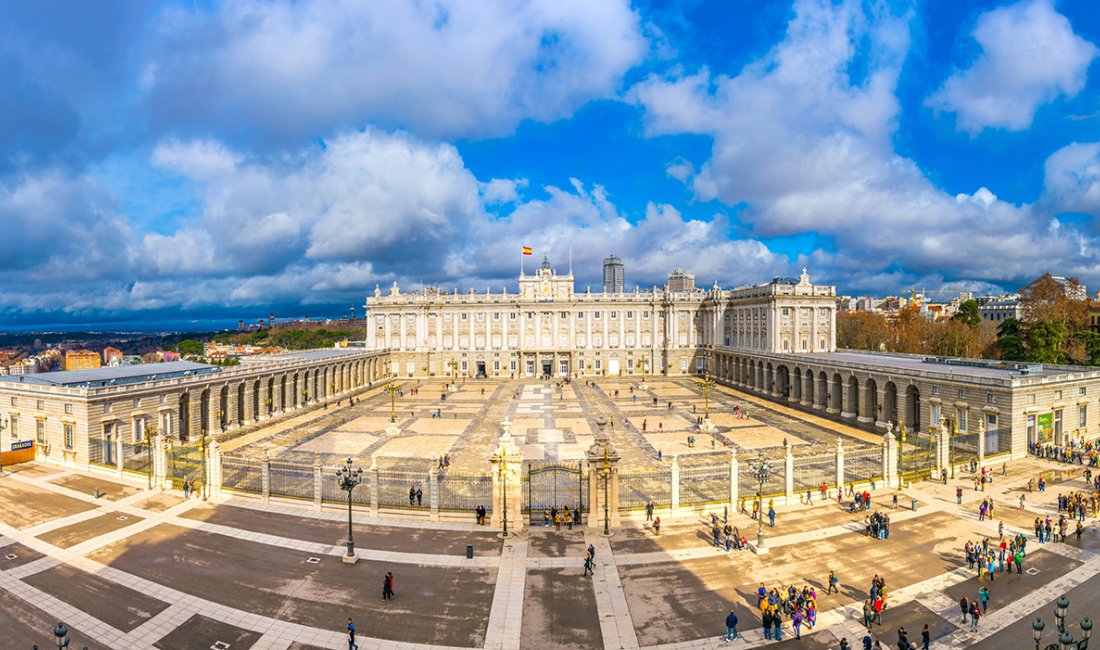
524,461,585,525
899,430,935,484
168,442,205,490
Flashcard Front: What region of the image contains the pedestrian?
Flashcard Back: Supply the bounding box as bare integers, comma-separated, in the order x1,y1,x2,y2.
182,480,190,498
897,626,908,649
773,608,783,641
828,569,839,594
762,608,773,641
863,633,874,650
724,609,738,642
653,516,661,535
645,501,654,521
921,624,930,650
583,551,594,576
383,572,395,600
347,618,358,650
409,486,416,506
416,487,423,506
840,638,851,650
863,600,874,629
768,506,776,528
956,486,963,505
969,601,980,630
792,609,803,639
978,585,989,613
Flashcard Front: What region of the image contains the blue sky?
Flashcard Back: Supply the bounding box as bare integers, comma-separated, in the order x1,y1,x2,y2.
1,0,1099,329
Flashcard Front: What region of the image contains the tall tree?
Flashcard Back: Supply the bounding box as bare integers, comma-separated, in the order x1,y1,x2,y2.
995,318,1026,361
952,299,981,327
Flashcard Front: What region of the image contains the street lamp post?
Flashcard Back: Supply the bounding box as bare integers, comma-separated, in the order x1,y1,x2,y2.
0,415,7,476
448,359,459,384
199,428,208,501
750,451,771,551
898,422,906,490
602,446,612,537
947,414,957,479
1032,596,1092,649
336,457,364,563
384,380,400,423
500,448,510,539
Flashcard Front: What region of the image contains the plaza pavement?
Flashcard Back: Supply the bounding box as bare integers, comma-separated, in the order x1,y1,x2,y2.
0,453,1098,649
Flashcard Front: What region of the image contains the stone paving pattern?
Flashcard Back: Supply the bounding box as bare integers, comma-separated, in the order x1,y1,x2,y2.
2,377,1100,648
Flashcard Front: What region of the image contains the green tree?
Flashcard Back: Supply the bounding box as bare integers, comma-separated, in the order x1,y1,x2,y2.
996,318,1026,361
177,339,204,357
1025,321,1068,364
952,300,981,327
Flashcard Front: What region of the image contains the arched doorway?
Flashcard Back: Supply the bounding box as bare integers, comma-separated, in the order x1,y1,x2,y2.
905,385,921,431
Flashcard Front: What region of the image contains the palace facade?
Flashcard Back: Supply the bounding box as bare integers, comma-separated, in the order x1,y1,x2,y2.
365,258,836,380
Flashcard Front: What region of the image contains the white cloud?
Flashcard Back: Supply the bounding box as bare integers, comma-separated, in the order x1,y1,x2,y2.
926,0,1098,133
1043,141,1100,216
143,0,647,140
628,0,1100,290
482,178,527,204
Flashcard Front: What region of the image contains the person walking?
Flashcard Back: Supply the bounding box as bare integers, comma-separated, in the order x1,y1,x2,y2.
762,608,773,641
383,572,395,600
921,624,930,650
724,609,738,642
863,600,874,629
347,618,358,650
583,551,594,576
653,516,661,535
969,600,980,630
977,585,989,613
828,570,839,594
768,506,776,528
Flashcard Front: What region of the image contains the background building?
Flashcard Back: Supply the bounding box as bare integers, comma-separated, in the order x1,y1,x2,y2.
602,255,625,294
65,350,102,371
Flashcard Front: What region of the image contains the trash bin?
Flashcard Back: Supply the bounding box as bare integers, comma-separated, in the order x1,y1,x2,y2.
911,499,917,512
466,544,474,559
93,488,100,499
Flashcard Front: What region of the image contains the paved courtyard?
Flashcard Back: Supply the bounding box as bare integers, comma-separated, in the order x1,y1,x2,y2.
2,430,1099,649
218,377,883,473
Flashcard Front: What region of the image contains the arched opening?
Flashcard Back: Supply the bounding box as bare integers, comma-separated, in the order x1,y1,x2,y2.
802,368,813,405
864,378,879,423
905,385,921,431
236,382,245,425
846,375,860,417
252,380,261,420
830,373,842,410
199,388,210,438
178,393,190,443
218,386,228,429
883,381,898,426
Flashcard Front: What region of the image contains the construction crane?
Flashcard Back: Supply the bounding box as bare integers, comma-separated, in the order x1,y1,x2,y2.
903,288,966,308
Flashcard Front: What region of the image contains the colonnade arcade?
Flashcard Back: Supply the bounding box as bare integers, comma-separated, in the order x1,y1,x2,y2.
710,351,923,433
171,356,387,443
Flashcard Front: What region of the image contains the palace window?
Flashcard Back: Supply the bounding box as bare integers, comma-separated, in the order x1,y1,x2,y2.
37,399,44,410
476,313,484,321
461,313,468,320
1081,387,1088,396
610,312,617,319
36,419,45,443
986,393,996,404
64,403,73,414
1080,406,1088,428
559,312,567,319
64,424,74,450
594,312,601,319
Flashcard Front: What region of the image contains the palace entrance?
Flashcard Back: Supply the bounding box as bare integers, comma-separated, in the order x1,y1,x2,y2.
524,461,586,525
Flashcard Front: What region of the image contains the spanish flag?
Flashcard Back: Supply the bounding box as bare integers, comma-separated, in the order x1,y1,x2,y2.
522,246,533,256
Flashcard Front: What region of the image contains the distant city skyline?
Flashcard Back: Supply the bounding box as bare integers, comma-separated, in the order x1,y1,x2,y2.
1,0,1098,328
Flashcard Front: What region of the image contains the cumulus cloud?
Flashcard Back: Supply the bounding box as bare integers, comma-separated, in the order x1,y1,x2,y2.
1043,141,1100,216
626,0,1100,291
926,0,1098,133
141,0,647,141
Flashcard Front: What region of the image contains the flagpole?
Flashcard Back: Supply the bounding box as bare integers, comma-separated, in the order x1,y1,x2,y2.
521,247,524,277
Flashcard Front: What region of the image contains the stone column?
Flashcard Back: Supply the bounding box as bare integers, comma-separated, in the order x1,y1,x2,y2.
207,440,222,499
587,436,622,531
729,454,739,512
935,419,949,475
835,437,845,491
857,384,874,424
429,467,440,522
115,431,124,477
977,418,986,468
370,455,380,516
882,425,898,489
489,419,523,533
840,380,855,419
670,456,680,515
313,456,323,511
260,447,271,505
153,432,168,490
784,441,794,501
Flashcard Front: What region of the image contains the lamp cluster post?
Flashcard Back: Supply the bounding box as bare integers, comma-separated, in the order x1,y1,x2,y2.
897,422,907,490
1033,596,1092,649
946,414,958,479
750,451,771,550
384,380,400,423
336,457,364,562
701,373,715,419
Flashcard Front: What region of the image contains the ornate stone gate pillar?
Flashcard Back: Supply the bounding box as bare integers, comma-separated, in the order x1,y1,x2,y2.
587,436,621,531
489,419,523,533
